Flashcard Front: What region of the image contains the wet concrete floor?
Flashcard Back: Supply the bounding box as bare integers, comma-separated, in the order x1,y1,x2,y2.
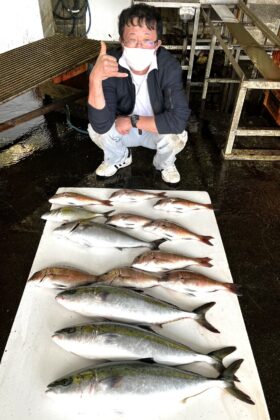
0,91,279,419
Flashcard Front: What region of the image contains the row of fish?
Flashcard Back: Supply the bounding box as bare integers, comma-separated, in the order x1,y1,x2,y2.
36,189,253,414
47,284,254,409
49,189,213,211
29,264,241,296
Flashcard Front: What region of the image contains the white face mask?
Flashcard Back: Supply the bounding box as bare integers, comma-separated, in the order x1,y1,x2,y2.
123,47,156,72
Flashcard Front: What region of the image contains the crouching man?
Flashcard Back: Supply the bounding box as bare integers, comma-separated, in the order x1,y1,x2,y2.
88,2,190,183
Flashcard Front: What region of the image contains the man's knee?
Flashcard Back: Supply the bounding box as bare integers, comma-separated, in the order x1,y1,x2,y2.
157,130,188,154
87,124,105,150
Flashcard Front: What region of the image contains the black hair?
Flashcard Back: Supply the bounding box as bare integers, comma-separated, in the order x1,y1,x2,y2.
118,3,162,41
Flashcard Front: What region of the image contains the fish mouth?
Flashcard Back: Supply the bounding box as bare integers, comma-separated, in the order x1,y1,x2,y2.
51,333,61,343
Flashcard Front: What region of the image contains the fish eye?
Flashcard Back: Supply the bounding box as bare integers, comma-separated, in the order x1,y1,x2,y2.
63,327,76,334
60,378,73,387
51,377,73,387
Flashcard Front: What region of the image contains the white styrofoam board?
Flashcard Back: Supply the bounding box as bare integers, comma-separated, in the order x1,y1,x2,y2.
0,188,270,420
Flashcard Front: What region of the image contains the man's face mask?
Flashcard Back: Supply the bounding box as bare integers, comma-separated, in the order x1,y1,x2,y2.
123,47,156,72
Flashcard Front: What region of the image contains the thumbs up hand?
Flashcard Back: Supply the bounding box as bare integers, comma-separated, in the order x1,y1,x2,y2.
90,41,128,83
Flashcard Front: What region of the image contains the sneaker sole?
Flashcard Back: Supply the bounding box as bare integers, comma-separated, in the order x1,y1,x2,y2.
96,156,132,177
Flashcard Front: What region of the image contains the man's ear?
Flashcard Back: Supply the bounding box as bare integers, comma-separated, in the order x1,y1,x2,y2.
156,40,162,50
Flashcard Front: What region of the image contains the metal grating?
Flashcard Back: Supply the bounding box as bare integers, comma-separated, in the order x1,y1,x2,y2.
0,34,101,104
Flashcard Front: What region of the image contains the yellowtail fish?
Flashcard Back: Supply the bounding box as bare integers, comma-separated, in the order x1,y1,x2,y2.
132,250,212,272
46,360,254,413
143,219,214,246
49,192,112,207
28,267,98,289
53,221,164,249
162,270,242,296
154,197,213,212
56,285,219,332
52,321,235,370
109,189,166,203
42,206,112,223
105,213,152,229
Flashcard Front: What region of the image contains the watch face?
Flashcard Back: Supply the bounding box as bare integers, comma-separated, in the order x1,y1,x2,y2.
131,115,139,127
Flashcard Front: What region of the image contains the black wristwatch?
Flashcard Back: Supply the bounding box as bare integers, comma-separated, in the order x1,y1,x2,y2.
130,114,139,128
130,114,142,134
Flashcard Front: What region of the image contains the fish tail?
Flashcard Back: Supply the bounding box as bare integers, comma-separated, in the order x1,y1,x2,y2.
103,210,115,217
208,346,236,372
151,239,166,250
194,302,220,333
226,283,242,296
200,235,214,246
219,359,255,405
102,199,113,207
158,192,166,197
197,257,213,268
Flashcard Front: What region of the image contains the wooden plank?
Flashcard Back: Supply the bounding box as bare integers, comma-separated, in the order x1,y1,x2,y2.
0,91,86,133
212,5,238,22
0,35,100,104
52,64,88,84
223,149,280,160
238,0,280,48
225,22,280,81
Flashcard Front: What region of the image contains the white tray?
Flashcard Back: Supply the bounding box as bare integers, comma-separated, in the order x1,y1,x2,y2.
0,188,270,420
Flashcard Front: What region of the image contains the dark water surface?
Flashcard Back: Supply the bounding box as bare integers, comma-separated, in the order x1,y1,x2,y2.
0,92,280,418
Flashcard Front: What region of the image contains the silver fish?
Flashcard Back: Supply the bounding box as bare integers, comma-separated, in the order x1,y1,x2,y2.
132,250,212,272
27,267,98,289
143,219,214,246
98,267,162,288
52,321,235,369
109,189,166,203
162,270,242,296
154,197,213,212
56,285,219,332
105,213,152,229
46,361,254,411
53,221,164,249
42,206,111,223
49,192,112,207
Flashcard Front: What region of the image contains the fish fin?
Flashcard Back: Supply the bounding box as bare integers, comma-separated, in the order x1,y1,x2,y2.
219,360,255,405
101,200,113,207
197,257,213,268
194,302,220,333
103,210,115,218
208,346,236,372
200,235,214,246
226,283,242,296
226,386,255,405
151,239,166,250
136,324,155,332
139,358,156,364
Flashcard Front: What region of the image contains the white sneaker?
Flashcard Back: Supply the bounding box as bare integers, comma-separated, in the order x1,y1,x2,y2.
96,151,132,177
161,164,180,184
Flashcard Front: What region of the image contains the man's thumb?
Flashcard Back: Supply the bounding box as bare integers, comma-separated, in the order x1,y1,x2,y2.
99,41,107,56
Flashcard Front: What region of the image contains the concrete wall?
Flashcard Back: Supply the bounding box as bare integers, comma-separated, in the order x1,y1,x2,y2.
0,0,54,54
87,0,131,41
38,0,55,37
